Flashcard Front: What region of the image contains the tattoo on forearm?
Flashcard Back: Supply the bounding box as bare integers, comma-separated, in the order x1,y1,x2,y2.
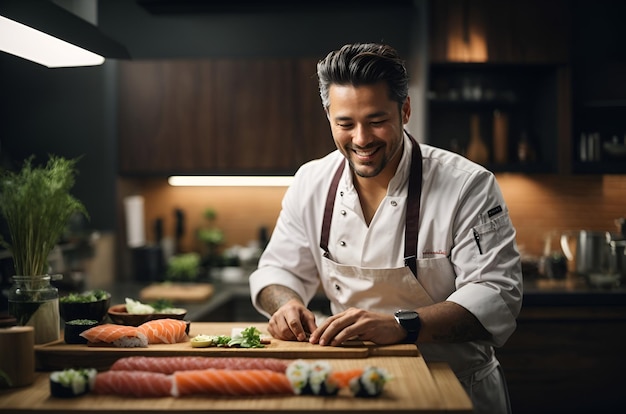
258,285,302,315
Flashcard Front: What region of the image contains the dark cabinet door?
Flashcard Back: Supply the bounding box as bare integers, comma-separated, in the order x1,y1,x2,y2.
118,59,332,175
429,0,570,64
118,60,218,174
209,59,297,173
292,58,335,166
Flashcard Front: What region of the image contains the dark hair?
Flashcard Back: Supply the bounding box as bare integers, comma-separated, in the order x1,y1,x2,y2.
317,43,409,109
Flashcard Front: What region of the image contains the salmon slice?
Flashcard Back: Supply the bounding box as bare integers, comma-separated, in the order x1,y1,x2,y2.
173,369,294,396
111,356,289,374
79,324,147,347
93,371,172,397
137,319,187,344
328,368,364,388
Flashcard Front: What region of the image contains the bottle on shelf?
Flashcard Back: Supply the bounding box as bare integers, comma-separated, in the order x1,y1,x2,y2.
465,114,489,165
517,132,536,163
492,110,509,164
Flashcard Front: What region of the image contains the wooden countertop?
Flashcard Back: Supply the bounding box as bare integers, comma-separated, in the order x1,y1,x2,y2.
1,322,472,413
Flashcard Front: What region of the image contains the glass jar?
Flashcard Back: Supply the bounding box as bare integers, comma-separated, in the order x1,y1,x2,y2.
8,275,61,344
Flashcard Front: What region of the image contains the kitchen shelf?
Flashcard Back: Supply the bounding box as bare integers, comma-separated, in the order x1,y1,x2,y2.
426,63,561,173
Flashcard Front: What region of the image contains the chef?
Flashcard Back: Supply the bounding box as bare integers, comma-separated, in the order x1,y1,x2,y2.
249,43,523,414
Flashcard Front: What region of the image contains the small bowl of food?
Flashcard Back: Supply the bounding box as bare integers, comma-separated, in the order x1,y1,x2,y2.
107,298,187,326
64,319,99,344
60,290,111,323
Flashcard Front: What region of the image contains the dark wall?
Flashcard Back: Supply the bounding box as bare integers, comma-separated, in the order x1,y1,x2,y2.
0,53,117,231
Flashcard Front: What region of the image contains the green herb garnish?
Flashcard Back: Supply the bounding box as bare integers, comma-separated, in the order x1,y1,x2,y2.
60,290,109,303
228,326,264,348
65,319,98,326
149,298,175,312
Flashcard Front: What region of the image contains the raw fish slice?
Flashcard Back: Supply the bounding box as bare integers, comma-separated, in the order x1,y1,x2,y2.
173,369,293,396
110,356,289,374
79,324,148,347
329,368,364,388
93,371,172,397
137,319,187,344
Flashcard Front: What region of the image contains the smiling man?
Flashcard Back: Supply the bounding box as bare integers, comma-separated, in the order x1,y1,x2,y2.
249,43,523,414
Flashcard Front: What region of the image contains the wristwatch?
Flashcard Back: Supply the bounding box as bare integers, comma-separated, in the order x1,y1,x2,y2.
394,310,421,344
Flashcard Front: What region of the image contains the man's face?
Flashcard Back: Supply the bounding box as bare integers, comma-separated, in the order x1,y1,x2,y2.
326,82,410,179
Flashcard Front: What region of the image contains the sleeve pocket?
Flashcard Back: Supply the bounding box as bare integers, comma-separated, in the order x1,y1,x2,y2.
471,215,511,255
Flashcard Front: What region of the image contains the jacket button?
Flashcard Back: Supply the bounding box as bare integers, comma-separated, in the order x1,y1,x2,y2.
340,210,346,215
339,241,346,246
391,200,398,207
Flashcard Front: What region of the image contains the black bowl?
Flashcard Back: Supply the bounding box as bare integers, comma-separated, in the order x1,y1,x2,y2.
64,319,99,344
59,291,111,323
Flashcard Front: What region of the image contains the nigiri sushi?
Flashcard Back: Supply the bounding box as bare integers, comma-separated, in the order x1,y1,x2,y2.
137,319,187,344
79,324,148,348
172,369,294,396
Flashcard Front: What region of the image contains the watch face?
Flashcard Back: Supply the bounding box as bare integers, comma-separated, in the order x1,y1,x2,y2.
395,310,418,321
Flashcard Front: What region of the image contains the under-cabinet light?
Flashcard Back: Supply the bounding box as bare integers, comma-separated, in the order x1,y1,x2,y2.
168,176,294,187
0,15,104,67
0,0,129,68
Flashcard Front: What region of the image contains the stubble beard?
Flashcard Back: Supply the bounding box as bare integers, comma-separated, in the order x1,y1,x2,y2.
345,136,403,179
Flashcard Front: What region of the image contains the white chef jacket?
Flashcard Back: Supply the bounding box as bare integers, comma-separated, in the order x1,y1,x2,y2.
250,132,523,375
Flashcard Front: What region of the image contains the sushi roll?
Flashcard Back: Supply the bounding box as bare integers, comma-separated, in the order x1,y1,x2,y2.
50,368,97,398
307,360,339,396
348,366,390,398
286,360,339,396
286,359,311,395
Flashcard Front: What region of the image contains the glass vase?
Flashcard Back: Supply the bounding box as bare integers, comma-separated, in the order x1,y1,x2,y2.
7,275,61,344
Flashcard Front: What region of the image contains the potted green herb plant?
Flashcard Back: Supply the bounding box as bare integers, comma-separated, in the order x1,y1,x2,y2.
0,155,87,344
197,207,224,274
165,252,201,282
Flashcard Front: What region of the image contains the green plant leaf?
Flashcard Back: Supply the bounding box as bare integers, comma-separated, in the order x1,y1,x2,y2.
0,155,88,276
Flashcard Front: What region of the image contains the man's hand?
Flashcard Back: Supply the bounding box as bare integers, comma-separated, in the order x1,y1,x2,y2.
258,285,317,342
308,307,406,346
267,299,318,342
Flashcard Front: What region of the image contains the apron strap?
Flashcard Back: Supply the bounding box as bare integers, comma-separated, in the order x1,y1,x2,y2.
320,132,423,278
404,133,423,278
320,159,345,257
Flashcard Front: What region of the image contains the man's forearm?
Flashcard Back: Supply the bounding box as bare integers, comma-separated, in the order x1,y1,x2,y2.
418,301,491,343
257,284,304,315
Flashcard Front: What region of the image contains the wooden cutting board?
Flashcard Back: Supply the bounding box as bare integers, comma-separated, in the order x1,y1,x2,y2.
35,322,419,371
3,357,473,413
139,283,214,302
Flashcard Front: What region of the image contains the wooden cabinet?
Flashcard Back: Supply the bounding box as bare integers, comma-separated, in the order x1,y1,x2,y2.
426,63,569,173
426,0,572,174
428,0,570,64
497,304,626,413
118,58,332,175
572,62,626,174
569,2,626,174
